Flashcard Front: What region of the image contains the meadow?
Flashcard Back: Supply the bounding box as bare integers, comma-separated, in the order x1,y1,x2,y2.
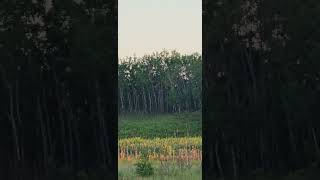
118,112,202,179
118,160,201,180
118,112,202,139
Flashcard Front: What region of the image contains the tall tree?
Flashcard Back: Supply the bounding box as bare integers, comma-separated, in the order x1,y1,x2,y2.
0,0,117,179
118,50,202,114
203,0,320,179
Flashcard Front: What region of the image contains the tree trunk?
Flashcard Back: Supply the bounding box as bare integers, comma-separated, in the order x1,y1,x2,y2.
37,97,48,173
142,87,147,113
42,90,53,157
127,90,132,113
95,81,112,167
8,85,21,162
231,144,238,179
148,91,152,113
312,128,320,162
215,141,224,179
119,88,124,113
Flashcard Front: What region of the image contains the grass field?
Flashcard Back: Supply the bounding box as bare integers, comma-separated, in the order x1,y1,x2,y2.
118,137,201,160
118,112,320,179
118,160,201,180
118,112,202,179
118,112,201,139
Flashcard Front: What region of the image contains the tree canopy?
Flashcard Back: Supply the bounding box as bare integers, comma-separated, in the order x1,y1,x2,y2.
118,50,202,114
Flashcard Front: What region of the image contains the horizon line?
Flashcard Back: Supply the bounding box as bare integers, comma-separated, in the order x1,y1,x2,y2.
118,49,202,60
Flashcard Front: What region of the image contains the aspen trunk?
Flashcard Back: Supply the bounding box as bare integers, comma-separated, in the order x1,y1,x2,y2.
231,144,238,179
215,141,224,179
8,85,20,162
312,128,320,162
37,97,48,171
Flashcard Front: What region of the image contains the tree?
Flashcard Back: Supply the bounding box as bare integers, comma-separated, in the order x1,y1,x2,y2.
203,0,320,178
0,0,117,179
118,50,202,114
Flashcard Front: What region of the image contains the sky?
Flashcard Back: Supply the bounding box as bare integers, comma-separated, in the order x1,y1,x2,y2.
118,0,202,59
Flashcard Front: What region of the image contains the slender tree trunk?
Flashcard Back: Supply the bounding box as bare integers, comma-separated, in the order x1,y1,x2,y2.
127,90,132,113
158,86,162,112
312,128,320,162
259,129,265,171
215,141,224,179
15,80,21,125
153,87,157,113
8,85,21,162
96,82,106,167
15,80,25,169
37,97,48,173
42,90,53,157
133,88,137,112
244,44,257,104
74,109,81,169
231,144,238,179
142,87,147,113
56,86,67,165
66,102,74,168
148,91,152,113
95,81,112,167
119,88,124,113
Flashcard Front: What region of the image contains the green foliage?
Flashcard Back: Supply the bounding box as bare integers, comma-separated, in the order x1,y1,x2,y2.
118,113,201,138
118,113,202,178
118,50,202,114
158,159,178,176
134,153,154,177
119,160,202,180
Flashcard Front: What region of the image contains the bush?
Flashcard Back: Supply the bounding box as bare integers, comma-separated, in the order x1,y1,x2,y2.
134,153,154,177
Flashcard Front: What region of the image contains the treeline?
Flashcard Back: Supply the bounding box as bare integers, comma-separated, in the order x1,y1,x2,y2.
118,51,202,114
203,0,320,179
0,0,117,179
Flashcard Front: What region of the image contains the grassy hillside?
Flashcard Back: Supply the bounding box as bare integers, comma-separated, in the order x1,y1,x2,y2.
118,112,202,139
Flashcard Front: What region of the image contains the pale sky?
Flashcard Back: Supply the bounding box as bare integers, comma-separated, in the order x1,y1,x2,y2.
118,0,202,59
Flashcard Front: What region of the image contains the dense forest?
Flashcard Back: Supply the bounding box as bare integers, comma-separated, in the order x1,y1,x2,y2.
0,0,117,179
203,0,320,179
118,51,201,114
2,0,320,179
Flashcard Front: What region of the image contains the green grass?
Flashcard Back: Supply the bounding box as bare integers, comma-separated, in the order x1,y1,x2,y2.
118,112,202,179
118,160,202,180
118,112,202,139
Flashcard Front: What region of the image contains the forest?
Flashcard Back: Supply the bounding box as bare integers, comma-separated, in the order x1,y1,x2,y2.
118,51,201,114
0,0,117,179
117,52,202,179
203,0,320,179
1,0,320,179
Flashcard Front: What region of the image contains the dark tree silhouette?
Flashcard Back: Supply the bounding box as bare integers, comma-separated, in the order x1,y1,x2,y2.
0,0,117,179
203,0,320,179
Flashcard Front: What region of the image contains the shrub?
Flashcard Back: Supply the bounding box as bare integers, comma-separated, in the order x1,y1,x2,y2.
134,153,154,177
